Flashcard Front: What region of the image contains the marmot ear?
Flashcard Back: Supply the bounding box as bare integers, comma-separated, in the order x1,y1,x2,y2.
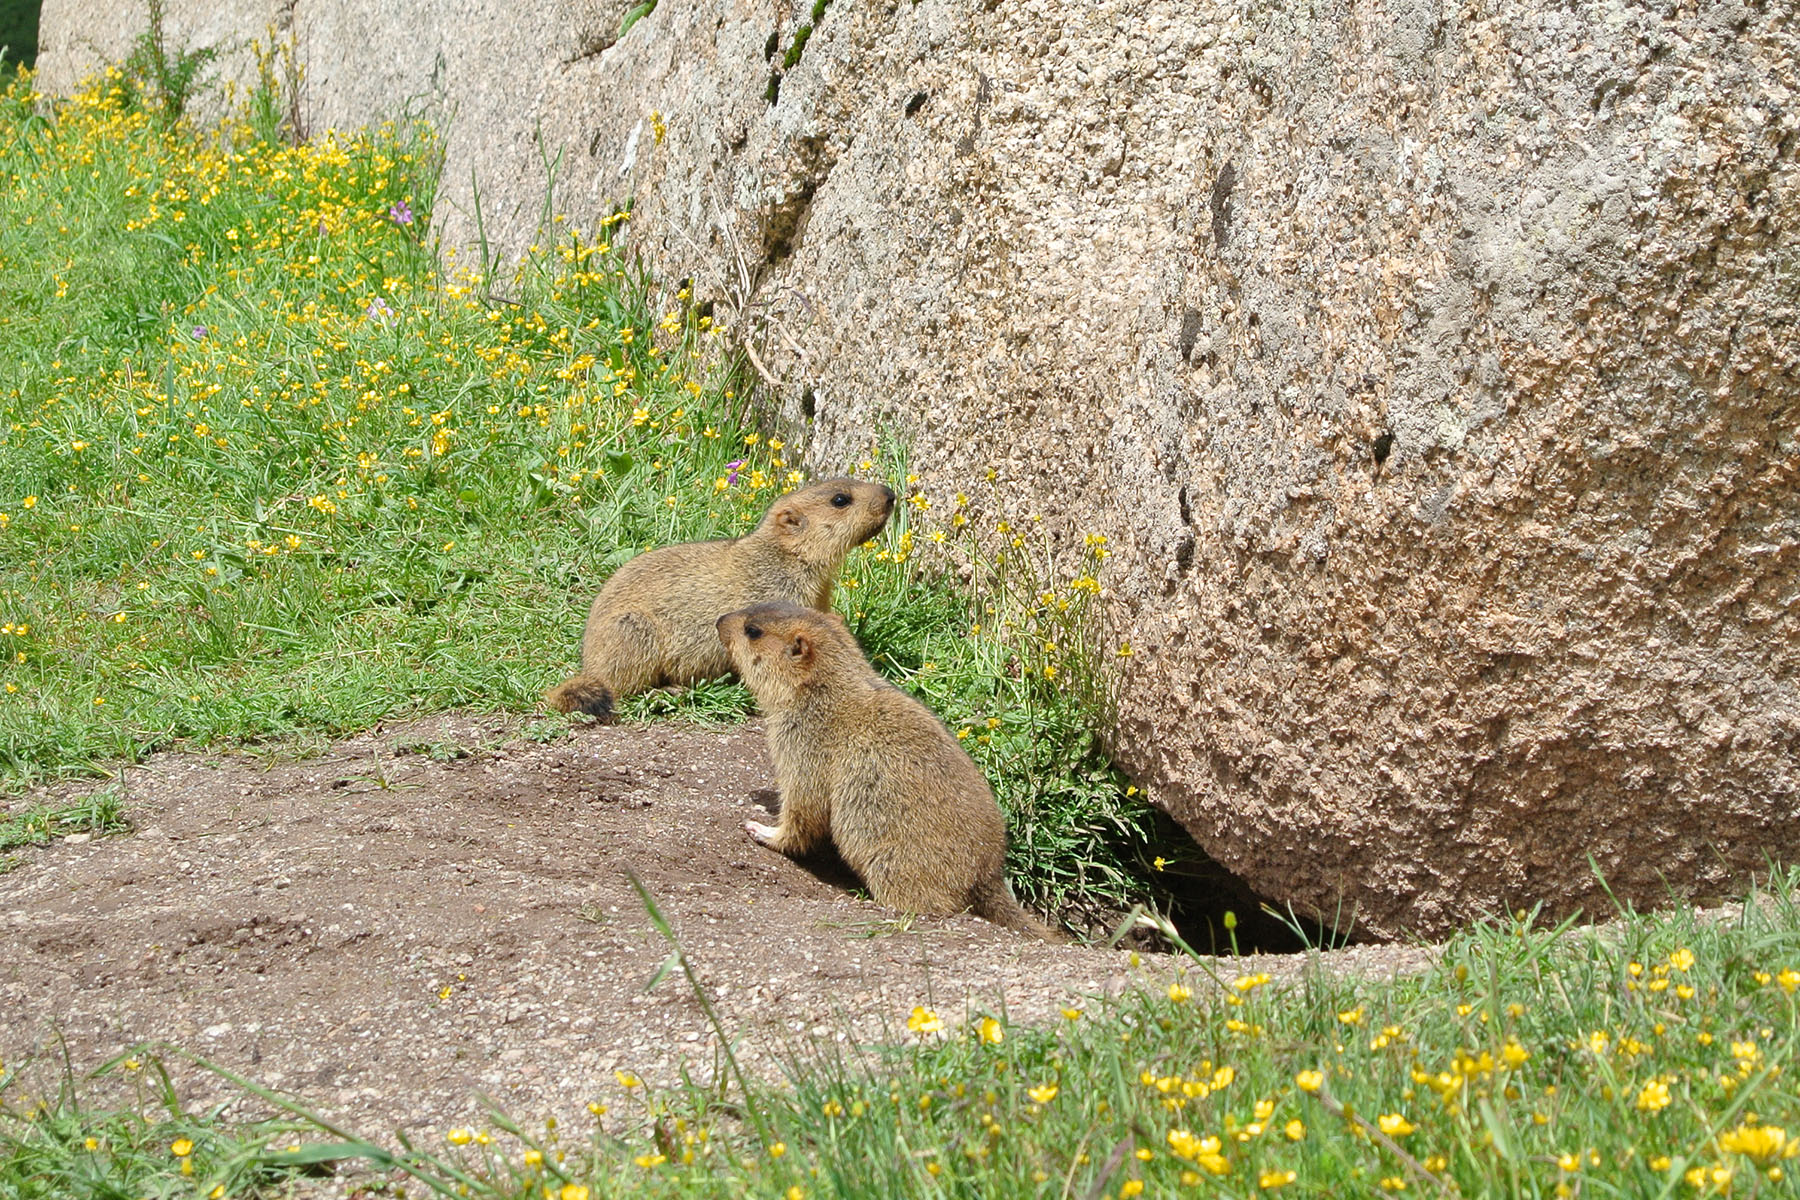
787,633,813,667
776,505,807,532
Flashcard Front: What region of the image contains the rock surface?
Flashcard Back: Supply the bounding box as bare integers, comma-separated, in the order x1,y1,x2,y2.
36,0,1800,938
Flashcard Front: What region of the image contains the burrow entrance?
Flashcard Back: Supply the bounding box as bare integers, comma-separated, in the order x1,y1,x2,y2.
1110,809,1339,956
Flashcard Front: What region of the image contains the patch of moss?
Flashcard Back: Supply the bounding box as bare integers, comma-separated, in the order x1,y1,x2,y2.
619,0,656,37
781,24,813,70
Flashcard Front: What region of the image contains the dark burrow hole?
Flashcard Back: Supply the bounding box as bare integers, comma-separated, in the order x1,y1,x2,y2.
1100,809,1336,956
749,808,1334,955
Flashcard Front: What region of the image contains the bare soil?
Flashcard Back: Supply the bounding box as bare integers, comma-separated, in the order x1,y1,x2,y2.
0,714,1432,1141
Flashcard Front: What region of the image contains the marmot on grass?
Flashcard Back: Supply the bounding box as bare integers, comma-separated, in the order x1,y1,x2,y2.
717,602,1067,942
545,478,895,718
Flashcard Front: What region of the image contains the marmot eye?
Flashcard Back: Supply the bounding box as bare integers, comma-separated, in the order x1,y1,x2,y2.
830,492,852,508
744,624,763,640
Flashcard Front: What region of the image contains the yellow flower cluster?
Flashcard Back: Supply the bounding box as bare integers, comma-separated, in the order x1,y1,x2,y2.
0,69,759,717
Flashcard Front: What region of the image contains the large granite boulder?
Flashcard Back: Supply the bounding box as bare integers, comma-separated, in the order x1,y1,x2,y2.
38,0,1800,938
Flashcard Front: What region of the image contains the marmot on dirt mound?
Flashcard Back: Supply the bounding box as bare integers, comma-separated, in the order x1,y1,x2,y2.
716,602,1067,942
545,478,895,719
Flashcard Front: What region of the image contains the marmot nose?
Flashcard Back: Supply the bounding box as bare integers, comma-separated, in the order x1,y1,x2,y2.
715,614,728,630
881,485,896,504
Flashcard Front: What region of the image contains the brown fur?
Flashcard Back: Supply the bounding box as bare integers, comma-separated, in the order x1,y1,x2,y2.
546,479,894,717
717,602,1067,942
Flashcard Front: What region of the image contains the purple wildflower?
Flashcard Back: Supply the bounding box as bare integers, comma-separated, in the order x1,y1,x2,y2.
388,199,415,226
366,297,395,324
725,459,745,485
190,325,208,340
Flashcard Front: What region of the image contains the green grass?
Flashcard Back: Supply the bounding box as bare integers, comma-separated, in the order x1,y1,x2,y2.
0,63,1181,930
0,1052,406,1199
0,784,128,862
7,873,1797,1198
583,880,1800,1199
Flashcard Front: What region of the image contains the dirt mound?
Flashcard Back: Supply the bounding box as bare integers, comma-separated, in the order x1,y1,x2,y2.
0,715,1429,1138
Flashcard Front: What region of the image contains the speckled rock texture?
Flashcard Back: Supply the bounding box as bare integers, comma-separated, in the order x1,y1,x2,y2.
37,0,1800,939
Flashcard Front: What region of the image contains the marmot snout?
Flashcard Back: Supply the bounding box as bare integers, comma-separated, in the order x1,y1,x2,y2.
718,602,1065,941
546,478,894,718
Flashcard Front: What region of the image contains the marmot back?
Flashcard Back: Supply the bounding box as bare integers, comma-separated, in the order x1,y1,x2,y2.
718,602,1065,942
546,478,893,717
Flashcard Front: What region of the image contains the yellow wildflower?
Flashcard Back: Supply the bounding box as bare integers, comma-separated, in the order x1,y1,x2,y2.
1719,1123,1790,1162
1637,1080,1672,1113
906,1006,943,1035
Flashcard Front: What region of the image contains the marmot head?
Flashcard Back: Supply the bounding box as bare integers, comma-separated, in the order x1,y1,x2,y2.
755,478,896,568
717,602,858,703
